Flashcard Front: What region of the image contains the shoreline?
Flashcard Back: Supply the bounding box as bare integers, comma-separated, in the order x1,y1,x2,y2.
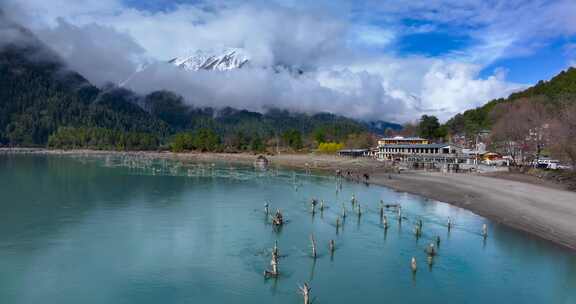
0,148,389,173
369,171,576,251
3,147,576,251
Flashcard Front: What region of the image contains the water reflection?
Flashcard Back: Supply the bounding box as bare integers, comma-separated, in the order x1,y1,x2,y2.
0,154,574,304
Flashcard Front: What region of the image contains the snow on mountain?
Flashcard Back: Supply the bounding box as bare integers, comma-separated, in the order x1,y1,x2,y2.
169,48,250,71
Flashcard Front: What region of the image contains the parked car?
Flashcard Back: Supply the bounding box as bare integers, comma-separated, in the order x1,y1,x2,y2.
532,158,560,170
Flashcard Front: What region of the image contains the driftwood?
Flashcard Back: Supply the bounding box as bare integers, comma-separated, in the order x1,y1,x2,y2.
414,225,422,238
310,234,317,259
385,203,400,209
310,199,317,215
427,255,434,269
426,243,437,256
264,242,280,278
264,254,279,278
272,209,284,226
311,199,318,207
298,283,311,304
273,240,279,257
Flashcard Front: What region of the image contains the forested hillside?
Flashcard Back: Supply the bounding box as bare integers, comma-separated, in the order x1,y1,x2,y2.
444,67,576,136
0,15,379,152
0,16,170,147
441,67,576,168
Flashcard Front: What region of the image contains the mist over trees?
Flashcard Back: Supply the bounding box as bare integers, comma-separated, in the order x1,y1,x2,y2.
0,17,383,154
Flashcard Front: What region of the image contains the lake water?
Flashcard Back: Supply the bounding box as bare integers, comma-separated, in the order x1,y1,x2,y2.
0,154,575,304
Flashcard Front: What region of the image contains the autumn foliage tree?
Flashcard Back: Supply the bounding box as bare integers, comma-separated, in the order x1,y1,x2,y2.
317,142,344,154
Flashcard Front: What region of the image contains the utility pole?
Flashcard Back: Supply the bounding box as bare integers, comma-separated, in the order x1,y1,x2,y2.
475,132,479,172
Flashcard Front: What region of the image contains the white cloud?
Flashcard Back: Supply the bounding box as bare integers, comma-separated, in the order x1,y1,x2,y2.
5,0,556,123
34,18,146,85
361,0,576,65
420,63,524,119
350,25,396,49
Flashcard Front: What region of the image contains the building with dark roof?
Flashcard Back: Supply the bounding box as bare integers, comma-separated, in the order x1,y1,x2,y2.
377,142,463,163
338,149,370,158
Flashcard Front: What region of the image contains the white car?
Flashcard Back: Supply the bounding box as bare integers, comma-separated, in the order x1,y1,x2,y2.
533,158,560,169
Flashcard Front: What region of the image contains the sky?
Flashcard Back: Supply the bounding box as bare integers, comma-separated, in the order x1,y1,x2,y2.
3,0,576,122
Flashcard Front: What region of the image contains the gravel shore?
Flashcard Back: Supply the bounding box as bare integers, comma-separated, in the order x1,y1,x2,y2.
370,171,576,251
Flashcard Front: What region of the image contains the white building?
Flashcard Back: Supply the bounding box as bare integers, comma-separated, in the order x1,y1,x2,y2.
378,144,462,162
378,136,429,146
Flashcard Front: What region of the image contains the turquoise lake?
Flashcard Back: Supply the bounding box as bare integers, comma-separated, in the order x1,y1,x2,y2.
0,154,575,303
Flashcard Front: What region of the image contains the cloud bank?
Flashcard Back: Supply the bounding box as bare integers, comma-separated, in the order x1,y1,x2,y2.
6,0,573,122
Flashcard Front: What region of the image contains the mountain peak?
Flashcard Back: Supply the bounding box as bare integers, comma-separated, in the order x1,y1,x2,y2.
169,47,250,71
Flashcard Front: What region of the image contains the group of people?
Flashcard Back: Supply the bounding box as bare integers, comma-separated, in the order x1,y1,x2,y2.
336,169,371,184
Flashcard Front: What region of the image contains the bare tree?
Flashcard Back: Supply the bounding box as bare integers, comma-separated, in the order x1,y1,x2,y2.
398,121,419,137
520,98,552,164
490,102,528,165
550,102,576,170
345,132,376,149
490,98,552,166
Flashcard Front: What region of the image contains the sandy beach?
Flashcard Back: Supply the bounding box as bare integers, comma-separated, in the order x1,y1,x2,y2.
3,148,576,251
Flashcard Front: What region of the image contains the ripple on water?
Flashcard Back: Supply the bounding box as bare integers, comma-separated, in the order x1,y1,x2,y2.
0,154,574,304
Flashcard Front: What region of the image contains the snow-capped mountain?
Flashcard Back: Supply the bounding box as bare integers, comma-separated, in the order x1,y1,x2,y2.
120,47,305,88
169,48,250,71
167,47,307,76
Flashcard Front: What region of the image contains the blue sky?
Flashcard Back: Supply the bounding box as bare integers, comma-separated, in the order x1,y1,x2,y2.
122,0,576,84
8,0,576,121
481,37,575,83
394,28,574,84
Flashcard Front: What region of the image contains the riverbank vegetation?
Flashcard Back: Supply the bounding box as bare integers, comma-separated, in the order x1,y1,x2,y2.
47,127,159,150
